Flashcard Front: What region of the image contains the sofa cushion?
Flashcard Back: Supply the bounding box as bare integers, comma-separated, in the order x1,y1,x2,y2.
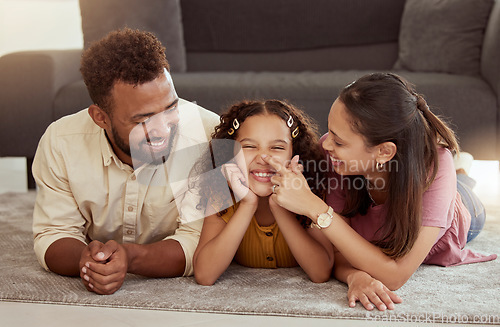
186,44,399,72
79,0,186,72
394,0,494,76
181,0,405,52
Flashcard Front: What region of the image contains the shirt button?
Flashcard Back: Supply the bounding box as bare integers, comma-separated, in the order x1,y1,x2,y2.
131,175,136,181
265,232,273,237
266,256,274,262
128,206,134,212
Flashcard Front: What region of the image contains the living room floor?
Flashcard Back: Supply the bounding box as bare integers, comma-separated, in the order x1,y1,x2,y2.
0,158,498,327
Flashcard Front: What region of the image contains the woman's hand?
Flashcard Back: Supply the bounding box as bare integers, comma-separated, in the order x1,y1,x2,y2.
221,163,258,206
346,270,402,311
262,154,320,217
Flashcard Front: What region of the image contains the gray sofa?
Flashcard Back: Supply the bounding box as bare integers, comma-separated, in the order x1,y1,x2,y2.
1,0,499,188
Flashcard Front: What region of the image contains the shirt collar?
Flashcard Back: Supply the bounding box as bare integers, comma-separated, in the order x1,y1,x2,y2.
99,128,135,172
100,128,114,167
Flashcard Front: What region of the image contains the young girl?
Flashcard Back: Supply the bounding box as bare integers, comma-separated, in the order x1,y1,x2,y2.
193,100,334,285
263,73,497,311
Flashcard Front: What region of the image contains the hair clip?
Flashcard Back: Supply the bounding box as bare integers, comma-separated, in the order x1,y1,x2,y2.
292,126,299,138
227,118,240,135
287,115,294,128
233,118,240,130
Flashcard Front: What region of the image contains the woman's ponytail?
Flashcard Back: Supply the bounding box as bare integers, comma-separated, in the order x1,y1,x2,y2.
415,93,459,186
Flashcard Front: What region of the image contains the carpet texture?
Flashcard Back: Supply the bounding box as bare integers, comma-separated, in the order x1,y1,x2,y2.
0,191,499,325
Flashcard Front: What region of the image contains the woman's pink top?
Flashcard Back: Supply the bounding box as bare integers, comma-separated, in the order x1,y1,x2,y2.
323,140,496,266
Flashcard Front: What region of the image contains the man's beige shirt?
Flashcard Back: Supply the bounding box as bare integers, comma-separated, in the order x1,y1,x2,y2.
32,99,219,275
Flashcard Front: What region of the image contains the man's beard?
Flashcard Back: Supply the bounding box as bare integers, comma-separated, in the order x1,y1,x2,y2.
111,123,178,167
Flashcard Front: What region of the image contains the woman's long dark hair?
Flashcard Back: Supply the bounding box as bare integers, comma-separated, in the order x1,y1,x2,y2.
339,73,459,258
192,99,326,228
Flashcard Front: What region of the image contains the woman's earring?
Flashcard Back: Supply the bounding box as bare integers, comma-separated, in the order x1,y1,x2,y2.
287,115,293,128
376,161,385,171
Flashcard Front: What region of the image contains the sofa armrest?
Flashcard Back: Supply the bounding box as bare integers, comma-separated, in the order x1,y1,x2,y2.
0,49,82,158
482,1,500,103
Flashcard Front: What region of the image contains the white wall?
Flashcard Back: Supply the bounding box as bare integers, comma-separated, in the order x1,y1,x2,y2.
0,0,83,57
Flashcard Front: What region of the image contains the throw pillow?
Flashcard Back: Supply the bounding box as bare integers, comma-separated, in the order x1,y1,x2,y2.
79,0,186,72
394,0,494,76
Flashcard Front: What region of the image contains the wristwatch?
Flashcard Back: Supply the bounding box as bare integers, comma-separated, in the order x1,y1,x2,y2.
312,206,334,229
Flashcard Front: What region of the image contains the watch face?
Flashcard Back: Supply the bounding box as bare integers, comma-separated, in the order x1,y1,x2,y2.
317,213,333,228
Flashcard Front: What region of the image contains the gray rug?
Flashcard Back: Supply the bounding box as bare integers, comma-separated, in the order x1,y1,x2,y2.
1,191,499,325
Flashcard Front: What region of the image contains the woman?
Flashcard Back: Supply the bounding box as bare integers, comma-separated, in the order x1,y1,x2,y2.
262,73,496,311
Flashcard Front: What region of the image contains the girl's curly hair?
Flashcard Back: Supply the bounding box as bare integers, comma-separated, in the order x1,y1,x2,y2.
192,99,326,228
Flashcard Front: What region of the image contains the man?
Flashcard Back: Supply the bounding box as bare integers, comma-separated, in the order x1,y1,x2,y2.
32,28,219,294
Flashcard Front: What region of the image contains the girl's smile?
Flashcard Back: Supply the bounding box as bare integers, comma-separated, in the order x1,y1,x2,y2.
250,169,277,183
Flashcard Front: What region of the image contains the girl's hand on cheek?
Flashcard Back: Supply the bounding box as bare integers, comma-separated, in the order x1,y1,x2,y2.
221,163,258,206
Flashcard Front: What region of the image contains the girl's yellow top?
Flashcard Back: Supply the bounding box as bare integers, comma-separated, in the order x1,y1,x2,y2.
219,203,298,268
